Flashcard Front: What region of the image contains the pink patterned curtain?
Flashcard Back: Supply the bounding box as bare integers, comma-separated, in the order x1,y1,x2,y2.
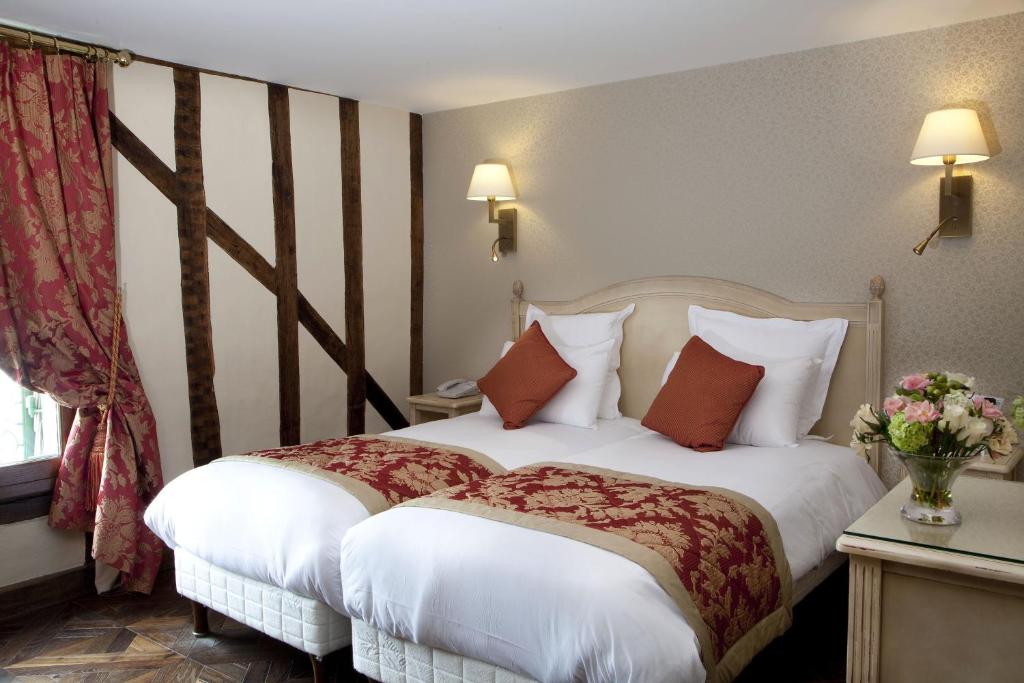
0,44,164,593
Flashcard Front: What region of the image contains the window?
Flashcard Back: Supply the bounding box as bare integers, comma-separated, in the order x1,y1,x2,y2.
0,373,73,524
0,372,62,465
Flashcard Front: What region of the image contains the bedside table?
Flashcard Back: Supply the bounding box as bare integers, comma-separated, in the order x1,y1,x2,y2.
407,392,483,426
837,477,1024,683
965,445,1022,481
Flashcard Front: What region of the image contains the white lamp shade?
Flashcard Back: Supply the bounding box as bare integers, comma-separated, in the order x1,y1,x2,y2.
910,108,990,166
466,163,516,201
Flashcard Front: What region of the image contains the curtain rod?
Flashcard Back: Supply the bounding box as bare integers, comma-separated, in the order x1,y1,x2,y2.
0,23,133,66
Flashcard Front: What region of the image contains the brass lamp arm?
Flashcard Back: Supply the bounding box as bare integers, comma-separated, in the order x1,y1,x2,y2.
912,215,958,255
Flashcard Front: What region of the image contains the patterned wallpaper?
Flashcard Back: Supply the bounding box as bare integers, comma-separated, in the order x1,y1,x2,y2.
421,13,1024,485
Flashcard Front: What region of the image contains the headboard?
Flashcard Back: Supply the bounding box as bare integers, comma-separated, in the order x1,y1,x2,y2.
511,275,886,473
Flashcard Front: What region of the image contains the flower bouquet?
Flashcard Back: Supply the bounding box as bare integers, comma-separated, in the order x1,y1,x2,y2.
851,372,1018,525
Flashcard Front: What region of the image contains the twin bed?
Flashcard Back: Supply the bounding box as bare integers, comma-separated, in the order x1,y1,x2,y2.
145,275,888,683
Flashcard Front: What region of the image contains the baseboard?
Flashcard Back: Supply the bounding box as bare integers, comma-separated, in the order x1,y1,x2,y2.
0,564,92,624
0,548,173,624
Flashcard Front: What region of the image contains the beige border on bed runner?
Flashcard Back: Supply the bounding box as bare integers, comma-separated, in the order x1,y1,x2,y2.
400,461,792,683
219,435,505,516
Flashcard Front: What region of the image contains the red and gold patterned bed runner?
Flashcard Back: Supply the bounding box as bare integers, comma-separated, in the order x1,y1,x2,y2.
402,462,792,683
221,436,505,515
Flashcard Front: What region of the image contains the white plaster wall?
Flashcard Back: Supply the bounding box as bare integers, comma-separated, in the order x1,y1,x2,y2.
290,89,348,442
200,73,281,455
0,518,84,587
112,61,191,483
360,103,412,433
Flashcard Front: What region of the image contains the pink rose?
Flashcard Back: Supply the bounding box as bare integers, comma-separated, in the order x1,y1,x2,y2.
900,374,933,392
883,396,907,417
981,401,1003,420
904,400,941,424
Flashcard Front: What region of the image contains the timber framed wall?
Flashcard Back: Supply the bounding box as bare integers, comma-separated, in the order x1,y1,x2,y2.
110,60,420,481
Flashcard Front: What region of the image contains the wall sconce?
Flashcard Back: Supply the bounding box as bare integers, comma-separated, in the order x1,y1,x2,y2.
909,108,990,255
467,162,517,262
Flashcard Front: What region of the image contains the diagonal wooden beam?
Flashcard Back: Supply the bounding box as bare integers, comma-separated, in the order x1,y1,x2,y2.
268,84,301,446
409,113,424,397
339,97,366,436
110,113,409,431
172,68,223,467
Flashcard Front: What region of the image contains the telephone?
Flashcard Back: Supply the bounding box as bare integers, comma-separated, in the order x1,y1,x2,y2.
437,379,479,399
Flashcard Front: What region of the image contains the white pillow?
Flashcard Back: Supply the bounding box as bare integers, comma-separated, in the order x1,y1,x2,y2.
479,337,615,429
687,305,847,437
660,335,822,447
525,303,635,419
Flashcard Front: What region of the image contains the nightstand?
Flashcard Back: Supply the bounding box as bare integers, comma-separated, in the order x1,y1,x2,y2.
407,392,483,426
964,445,1022,481
837,477,1024,683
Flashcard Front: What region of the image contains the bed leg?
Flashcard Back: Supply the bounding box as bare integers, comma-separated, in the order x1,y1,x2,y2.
309,653,327,683
190,600,210,637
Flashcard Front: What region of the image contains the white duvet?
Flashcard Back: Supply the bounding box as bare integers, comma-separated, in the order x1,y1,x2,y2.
143,413,646,614
340,434,886,683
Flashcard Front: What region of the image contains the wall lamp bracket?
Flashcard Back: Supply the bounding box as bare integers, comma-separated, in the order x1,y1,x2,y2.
488,198,517,261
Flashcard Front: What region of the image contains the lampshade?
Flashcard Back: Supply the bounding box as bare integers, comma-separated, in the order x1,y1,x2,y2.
910,108,990,166
466,163,516,201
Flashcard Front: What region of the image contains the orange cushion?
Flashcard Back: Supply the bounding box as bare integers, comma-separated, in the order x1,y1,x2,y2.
642,335,764,451
477,322,577,430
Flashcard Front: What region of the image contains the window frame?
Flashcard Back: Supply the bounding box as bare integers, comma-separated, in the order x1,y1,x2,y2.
0,405,76,524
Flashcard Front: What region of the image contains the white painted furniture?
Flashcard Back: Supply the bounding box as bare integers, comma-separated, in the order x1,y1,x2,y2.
408,392,482,425
965,445,1022,481
838,477,1024,683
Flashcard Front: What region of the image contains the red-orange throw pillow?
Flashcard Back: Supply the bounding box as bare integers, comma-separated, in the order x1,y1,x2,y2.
477,322,577,430
642,335,765,451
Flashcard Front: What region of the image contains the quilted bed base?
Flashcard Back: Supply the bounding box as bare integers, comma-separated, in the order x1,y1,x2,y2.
174,548,351,657
352,618,536,683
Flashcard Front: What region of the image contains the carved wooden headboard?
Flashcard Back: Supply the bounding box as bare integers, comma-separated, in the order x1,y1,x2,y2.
511,275,885,473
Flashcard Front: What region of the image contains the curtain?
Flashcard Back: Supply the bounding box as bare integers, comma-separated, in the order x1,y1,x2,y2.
0,44,164,593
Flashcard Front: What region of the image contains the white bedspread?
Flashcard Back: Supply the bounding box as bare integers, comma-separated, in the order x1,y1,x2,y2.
144,414,645,614
340,434,886,683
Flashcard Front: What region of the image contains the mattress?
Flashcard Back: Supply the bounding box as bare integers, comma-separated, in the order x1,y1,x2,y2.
340,434,887,683
174,548,350,656
145,414,646,614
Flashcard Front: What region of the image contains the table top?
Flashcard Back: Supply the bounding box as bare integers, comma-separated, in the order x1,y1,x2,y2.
407,391,483,408
842,477,1024,568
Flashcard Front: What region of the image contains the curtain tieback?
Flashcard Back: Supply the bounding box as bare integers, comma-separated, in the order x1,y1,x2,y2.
87,288,122,511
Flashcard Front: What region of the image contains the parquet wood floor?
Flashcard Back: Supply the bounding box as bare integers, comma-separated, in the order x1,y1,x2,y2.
0,572,356,682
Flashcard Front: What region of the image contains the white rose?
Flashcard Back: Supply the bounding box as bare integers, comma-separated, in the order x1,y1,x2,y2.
943,390,972,409
944,372,975,389
988,418,1020,456
960,417,994,447
850,438,869,460
850,404,876,435
939,404,970,434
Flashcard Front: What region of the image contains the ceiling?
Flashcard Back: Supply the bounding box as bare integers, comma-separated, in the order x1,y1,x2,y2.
3,1,1022,113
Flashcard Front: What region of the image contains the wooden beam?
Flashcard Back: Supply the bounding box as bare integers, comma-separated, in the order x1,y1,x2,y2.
268,84,301,446
172,68,223,467
409,113,424,396
339,98,366,435
110,114,409,431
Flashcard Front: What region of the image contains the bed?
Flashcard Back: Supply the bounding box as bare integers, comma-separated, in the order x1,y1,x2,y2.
339,275,888,683
144,411,647,677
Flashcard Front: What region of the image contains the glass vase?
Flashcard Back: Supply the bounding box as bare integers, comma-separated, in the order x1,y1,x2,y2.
893,450,979,525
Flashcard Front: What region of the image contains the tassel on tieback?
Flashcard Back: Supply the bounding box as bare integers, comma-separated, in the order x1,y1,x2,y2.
87,289,122,512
